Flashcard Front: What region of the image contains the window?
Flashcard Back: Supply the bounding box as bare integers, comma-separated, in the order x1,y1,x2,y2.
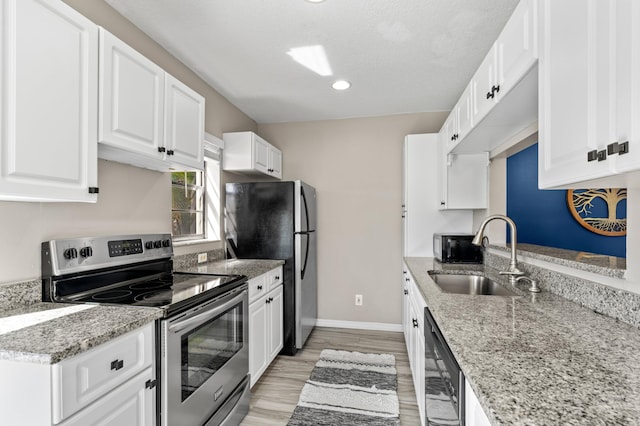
171,171,205,240
171,138,223,242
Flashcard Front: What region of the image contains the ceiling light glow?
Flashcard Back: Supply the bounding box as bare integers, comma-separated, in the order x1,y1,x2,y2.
332,80,351,90
306,0,326,3
287,45,333,76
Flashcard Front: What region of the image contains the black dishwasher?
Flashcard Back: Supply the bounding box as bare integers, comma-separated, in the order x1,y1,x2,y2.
424,307,465,425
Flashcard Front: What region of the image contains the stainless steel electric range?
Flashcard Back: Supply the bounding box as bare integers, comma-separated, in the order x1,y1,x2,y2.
42,234,250,426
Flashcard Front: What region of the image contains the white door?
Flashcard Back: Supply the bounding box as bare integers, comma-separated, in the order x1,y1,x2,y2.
99,28,164,158
253,135,270,174
538,0,615,188
612,0,640,173
496,0,538,101
269,147,283,179
0,0,98,202
248,299,268,387
59,369,155,426
267,285,284,361
472,44,498,125
164,74,205,170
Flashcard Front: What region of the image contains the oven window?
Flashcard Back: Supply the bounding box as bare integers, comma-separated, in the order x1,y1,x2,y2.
181,302,244,401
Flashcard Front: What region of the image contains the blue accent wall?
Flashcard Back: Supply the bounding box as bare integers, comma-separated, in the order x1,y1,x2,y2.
506,143,626,257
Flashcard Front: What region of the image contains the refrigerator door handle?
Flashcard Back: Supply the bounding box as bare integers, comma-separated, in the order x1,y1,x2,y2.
301,185,311,233
295,230,315,280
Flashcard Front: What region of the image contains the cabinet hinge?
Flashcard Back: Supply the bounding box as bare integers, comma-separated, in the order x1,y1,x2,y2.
145,379,157,389
88,187,99,194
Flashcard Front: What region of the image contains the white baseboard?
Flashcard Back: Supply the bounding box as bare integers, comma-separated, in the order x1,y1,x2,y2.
315,319,403,333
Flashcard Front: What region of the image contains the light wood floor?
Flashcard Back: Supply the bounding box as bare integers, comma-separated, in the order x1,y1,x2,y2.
240,327,421,425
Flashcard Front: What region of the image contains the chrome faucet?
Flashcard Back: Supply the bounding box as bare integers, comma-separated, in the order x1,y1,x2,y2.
472,214,524,286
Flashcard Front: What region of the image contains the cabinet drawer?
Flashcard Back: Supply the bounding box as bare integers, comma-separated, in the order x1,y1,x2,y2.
52,323,154,423
248,273,268,304
266,266,283,291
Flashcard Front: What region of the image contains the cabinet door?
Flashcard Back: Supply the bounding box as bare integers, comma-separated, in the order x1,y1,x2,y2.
99,28,164,158
464,380,491,426
496,0,538,100
267,285,284,361
249,299,268,388
253,135,270,174
612,0,640,173
53,324,154,423
442,152,488,210
164,74,205,170
538,0,615,188
0,0,98,202
457,83,474,141
269,146,283,179
59,368,155,426
442,109,459,152
472,44,498,125
402,269,411,345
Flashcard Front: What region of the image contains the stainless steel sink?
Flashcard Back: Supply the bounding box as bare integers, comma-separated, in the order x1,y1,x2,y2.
428,272,517,296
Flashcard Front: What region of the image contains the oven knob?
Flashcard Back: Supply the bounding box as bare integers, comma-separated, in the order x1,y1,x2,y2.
154,240,162,248
79,246,93,258
162,239,171,248
145,241,154,250
63,248,78,259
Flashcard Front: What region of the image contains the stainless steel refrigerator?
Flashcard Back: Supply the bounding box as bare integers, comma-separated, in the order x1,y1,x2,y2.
225,180,317,355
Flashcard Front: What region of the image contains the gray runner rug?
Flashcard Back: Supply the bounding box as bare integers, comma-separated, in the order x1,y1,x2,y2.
287,349,400,425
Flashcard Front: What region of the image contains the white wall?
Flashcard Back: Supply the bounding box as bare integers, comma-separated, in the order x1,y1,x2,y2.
258,112,447,325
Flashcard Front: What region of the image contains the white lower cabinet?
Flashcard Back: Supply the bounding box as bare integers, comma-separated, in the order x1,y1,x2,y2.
0,323,155,425
465,380,491,426
248,266,284,387
402,263,426,425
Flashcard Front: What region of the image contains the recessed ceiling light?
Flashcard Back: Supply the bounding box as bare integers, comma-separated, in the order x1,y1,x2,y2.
332,80,351,90
306,0,326,3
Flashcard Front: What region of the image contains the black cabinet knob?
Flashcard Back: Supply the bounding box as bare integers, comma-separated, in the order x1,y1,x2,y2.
167,150,174,156
158,147,166,153
257,285,263,290
412,318,419,328
266,299,270,304
404,290,408,295
405,277,410,282
587,150,598,162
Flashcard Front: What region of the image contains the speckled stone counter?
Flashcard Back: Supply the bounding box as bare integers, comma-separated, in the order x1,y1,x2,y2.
176,258,285,280
0,303,162,364
405,257,640,425
488,243,626,278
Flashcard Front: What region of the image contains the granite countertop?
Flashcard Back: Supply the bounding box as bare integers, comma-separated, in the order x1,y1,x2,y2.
176,258,285,280
0,303,162,364
405,257,640,425
488,243,626,278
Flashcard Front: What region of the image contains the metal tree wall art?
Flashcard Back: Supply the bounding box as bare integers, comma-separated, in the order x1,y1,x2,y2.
566,188,627,236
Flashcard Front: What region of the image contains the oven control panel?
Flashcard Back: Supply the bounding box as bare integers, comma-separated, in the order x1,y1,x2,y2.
42,234,173,276
108,239,144,257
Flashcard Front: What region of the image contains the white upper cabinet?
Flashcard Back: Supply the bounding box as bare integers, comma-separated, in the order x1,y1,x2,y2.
0,0,98,202
223,132,283,179
444,0,538,155
538,0,640,188
438,133,489,210
164,74,205,170
472,44,499,125
608,0,640,175
98,28,205,172
99,28,164,159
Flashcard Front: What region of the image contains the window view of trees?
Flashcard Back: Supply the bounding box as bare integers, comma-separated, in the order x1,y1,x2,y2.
171,171,204,239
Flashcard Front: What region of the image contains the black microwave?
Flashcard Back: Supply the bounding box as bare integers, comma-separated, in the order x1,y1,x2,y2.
433,233,483,264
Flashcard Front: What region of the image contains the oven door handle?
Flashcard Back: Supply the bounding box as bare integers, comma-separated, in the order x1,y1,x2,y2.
168,289,246,334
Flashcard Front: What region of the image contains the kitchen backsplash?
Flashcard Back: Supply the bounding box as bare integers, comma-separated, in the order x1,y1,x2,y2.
485,249,640,328
173,248,225,270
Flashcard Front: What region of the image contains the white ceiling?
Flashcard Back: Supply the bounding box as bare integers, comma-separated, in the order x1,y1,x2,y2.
105,0,519,124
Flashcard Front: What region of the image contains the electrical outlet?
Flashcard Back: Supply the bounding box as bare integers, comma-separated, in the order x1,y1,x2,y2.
355,294,363,306
197,253,207,263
